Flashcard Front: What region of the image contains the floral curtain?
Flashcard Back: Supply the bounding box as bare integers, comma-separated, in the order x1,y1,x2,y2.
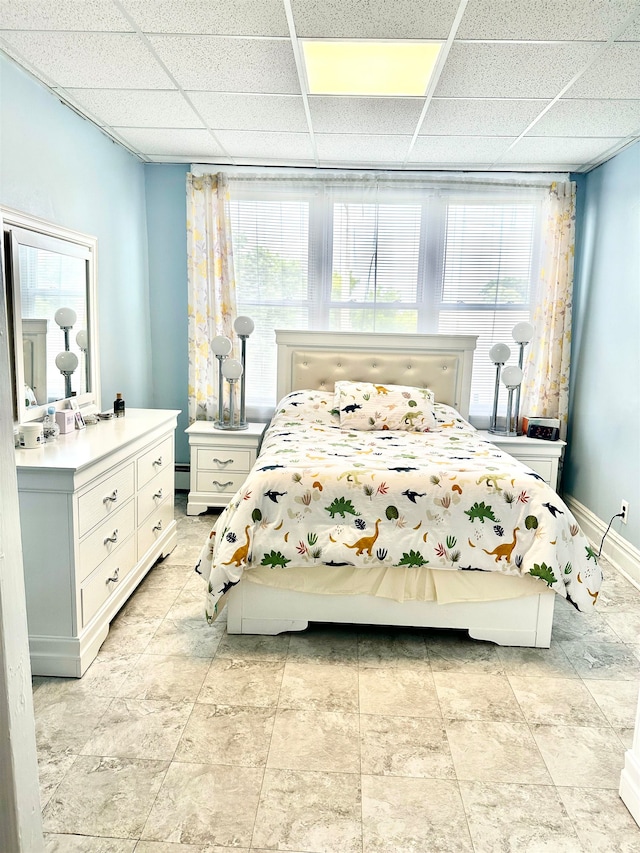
187,173,237,422
521,180,576,438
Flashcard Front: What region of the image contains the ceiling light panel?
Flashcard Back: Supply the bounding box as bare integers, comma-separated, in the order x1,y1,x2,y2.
0,0,132,30
148,35,300,93
187,92,309,132
456,0,640,41
291,0,461,39
309,96,425,134
302,40,442,96
121,0,289,36
435,42,601,99
64,89,203,129
0,32,173,89
421,99,548,137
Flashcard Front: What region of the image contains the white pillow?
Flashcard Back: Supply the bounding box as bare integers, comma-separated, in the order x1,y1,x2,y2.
335,381,438,432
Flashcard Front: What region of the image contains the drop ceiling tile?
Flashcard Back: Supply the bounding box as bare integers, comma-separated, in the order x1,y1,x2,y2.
187,92,308,132
315,133,413,163
435,42,600,99
290,0,461,39
309,97,424,135
502,136,622,164
149,35,300,93
0,32,173,88
421,98,548,136
0,0,132,30
65,89,203,128
408,135,515,164
617,15,640,39
566,43,640,98
532,99,640,137
122,0,289,36
214,130,314,160
113,127,225,157
456,0,639,41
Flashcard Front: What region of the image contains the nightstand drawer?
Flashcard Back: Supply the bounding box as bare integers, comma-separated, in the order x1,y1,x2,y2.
81,536,136,628
138,435,173,488
137,466,174,524
78,464,135,538
520,457,554,484
78,499,135,583
197,447,252,472
196,470,248,496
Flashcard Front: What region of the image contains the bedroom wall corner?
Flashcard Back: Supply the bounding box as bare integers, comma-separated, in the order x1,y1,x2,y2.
565,141,640,556
0,53,152,410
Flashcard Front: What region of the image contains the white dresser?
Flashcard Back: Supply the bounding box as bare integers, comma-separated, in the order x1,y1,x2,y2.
16,409,180,677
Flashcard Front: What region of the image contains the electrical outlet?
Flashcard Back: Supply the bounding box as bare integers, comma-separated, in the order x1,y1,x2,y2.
620,500,629,524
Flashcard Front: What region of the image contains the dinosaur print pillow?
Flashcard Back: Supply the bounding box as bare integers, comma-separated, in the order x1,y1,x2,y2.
335,381,438,432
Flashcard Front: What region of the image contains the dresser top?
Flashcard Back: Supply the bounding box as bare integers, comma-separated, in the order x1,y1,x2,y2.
16,408,180,473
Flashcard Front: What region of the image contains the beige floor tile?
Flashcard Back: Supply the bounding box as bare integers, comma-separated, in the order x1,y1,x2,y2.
357,627,428,668
37,747,78,810
117,653,210,702
42,755,168,838
558,786,640,852
100,615,164,656
162,542,205,567
362,774,473,853
279,661,359,711
558,639,640,680
145,615,224,659
426,632,505,674
496,643,579,678
251,769,362,853
434,671,524,721
446,719,552,784
141,762,262,846
531,724,628,788
198,658,284,706
582,680,640,728
80,698,192,760
287,624,359,665
136,844,246,853
141,562,195,590
267,708,360,772
45,835,136,852
553,602,623,643
215,630,291,661
34,692,112,753
32,652,140,703
595,572,640,613
459,780,583,853
119,584,181,619
508,675,609,726
174,703,275,766
616,727,635,749
359,667,441,717
360,714,455,779
601,609,640,644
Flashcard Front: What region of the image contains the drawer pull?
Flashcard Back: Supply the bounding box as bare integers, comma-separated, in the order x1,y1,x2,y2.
103,489,118,505
153,456,163,467
212,480,233,489
106,568,120,584
153,488,163,500
103,529,119,545
152,520,163,532
213,457,233,466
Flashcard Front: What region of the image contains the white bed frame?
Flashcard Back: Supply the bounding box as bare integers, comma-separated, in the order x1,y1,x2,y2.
226,330,555,647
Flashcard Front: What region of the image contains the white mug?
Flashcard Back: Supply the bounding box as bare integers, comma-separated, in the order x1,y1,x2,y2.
20,423,43,449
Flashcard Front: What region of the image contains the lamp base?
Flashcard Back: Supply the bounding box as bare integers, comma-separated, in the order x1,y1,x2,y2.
214,420,248,431
488,426,519,438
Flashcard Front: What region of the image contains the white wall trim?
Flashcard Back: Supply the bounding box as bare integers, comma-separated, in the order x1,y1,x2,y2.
565,494,640,589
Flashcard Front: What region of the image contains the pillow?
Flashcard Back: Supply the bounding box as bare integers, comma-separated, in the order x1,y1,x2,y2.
335,381,438,431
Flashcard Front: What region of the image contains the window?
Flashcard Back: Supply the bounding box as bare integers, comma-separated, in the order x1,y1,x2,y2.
230,177,542,422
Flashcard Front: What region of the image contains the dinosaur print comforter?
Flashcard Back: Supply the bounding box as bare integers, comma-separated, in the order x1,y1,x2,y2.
196,390,602,619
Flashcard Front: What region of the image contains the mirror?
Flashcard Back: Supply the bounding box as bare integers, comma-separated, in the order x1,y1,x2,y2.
1,208,99,423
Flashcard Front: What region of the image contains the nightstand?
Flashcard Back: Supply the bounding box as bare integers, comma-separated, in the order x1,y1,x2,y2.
477,430,566,491
185,421,267,515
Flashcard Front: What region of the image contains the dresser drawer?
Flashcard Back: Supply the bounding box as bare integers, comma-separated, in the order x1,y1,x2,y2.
81,536,136,628
197,447,252,473
195,470,248,496
137,466,174,524
78,464,135,538
137,499,175,560
138,435,173,489
78,499,136,583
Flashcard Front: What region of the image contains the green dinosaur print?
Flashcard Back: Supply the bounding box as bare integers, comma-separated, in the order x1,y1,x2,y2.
325,496,360,518
476,474,506,491
529,562,558,586
260,550,291,568
585,545,598,562
525,515,538,530
397,550,428,567
464,502,498,523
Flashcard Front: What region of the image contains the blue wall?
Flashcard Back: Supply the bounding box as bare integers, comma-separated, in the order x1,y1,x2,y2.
566,141,640,550
0,55,152,411
144,165,190,463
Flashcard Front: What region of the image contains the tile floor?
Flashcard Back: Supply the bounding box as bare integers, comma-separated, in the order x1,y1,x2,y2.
33,492,640,852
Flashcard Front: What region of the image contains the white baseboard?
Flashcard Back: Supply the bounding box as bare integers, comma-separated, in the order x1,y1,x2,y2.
564,495,640,590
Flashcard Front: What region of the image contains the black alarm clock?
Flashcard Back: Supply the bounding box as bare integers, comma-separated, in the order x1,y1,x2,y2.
527,423,559,441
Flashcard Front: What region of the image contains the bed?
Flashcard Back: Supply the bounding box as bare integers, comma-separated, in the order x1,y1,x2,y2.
195,330,602,647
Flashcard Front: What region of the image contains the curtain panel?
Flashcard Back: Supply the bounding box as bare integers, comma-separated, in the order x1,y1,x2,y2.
186,173,237,423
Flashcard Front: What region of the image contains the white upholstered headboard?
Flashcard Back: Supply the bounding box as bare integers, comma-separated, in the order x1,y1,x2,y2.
275,330,477,420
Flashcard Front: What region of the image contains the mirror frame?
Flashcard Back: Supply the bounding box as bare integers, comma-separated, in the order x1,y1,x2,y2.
1,206,100,424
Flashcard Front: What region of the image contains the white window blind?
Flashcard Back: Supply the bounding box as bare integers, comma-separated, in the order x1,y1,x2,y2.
229,177,543,422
